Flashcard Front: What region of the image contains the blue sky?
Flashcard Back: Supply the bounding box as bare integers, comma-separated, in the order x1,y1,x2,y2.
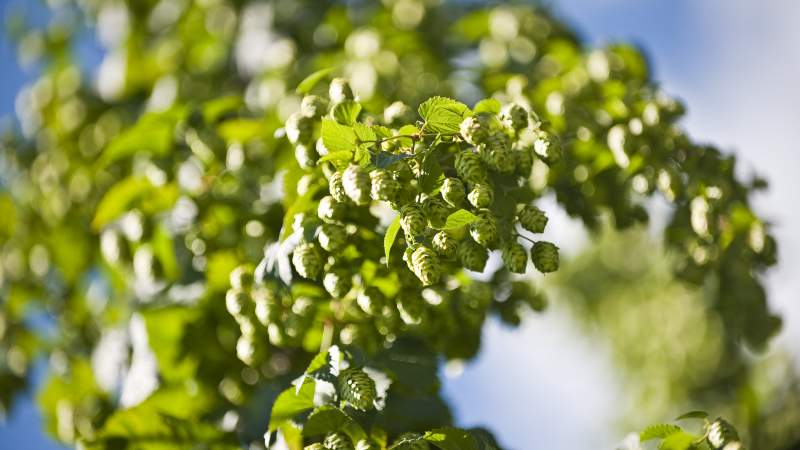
2,1,799,449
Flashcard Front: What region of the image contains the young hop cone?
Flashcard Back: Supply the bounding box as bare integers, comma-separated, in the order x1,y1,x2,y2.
329,171,348,203
440,177,465,207
324,431,355,450
502,241,528,274
292,242,323,279
455,151,487,184
518,205,548,233
467,183,494,208
411,245,441,286
400,204,427,241
343,164,371,205
459,239,489,272
338,368,377,411
531,241,559,273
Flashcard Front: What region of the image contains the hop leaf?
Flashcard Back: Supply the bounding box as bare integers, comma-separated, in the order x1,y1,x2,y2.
292,242,323,279
531,241,559,273
502,242,528,273
440,177,465,207
338,368,377,411
392,433,430,450
467,184,494,208
343,164,371,205
518,205,548,233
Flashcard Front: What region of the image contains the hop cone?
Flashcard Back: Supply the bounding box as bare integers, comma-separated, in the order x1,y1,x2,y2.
370,169,400,202
285,112,314,145
225,288,251,319
355,439,380,450
338,368,376,411
440,177,465,207
318,223,347,252
300,94,327,119
356,287,385,316
482,133,514,173
329,78,354,104
229,265,254,290
329,171,348,202
292,243,322,279
400,204,427,240
533,130,562,165
502,242,528,273
318,195,346,223
503,103,529,131
432,231,458,259
514,148,534,177
518,205,548,233
531,241,559,273
708,418,740,449
411,245,441,286
467,183,494,208
459,239,489,272
343,164,371,205
469,210,497,246
295,143,319,169
305,444,325,450
459,113,493,145
455,151,487,184
423,196,451,228
323,268,352,298
383,101,414,125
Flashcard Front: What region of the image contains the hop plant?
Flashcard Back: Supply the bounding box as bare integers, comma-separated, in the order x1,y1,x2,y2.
513,148,534,178
469,210,498,247
531,241,559,273
343,165,371,205
400,204,427,241
356,287,385,316
229,265,254,290
329,78,354,104
454,151,487,184
292,243,323,279
432,231,458,259
467,183,494,208
338,368,377,411
225,288,250,318
323,268,352,298
503,103,529,131
355,439,380,450
329,171,348,203
411,246,441,286
383,101,414,125
422,196,451,228
502,242,528,274
440,177,465,207
481,133,514,173
300,95,327,119
459,239,489,272
318,224,348,252
305,444,325,450
533,129,562,165
518,205,548,233
318,195,346,223
286,112,314,145
295,143,319,169
324,432,355,450
707,418,741,449
370,169,400,202
459,113,494,145
393,433,430,450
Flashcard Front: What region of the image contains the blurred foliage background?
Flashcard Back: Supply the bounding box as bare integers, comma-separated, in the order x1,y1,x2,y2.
0,0,797,449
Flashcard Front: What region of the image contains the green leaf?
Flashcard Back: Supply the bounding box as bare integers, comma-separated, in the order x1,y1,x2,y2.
99,110,180,167
418,96,470,134
658,431,698,450
269,378,316,431
353,122,377,144
332,100,362,126
151,224,179,281
473,98,501,114
640,424,683,441
296,67,336,94
441,209,478,230
322,119,358,153
217,118,265,143
202,95,242,123
92,177,152,230
424,427,478,450
318,150,354,167
304,406,366,441
384,215,402,265
373,151,412,169
675,411,709,421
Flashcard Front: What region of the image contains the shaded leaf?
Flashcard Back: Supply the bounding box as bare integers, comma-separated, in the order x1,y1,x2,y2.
424,427,478,450
269,379,316,431
297,67,336,94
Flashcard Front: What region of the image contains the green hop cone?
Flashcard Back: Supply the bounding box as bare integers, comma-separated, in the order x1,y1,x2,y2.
469,210,497,247
370,169,400,202
329,171,348,203
514,147,534,177
707,418,740,449
502,241,528,273
295,143,319,169
481,133,514,173
467,183,494,208
422,196,451,228
393,433,430,450
225,288,251,318
383,101,414,125
400,204,427,241
440,177,465,207
503,103,529,131
411,245,441,286
397,291,426,325
533,129,562,165
338,367,377,411
343,164,371,205
459,239,489,272
403,245,416,272
518,205,548,233
323,268,352,298
292,242,323,279
285,112,314,145
324,432,355,450
229,264,254,290
305,444,326,450
318,195,346,223
253,286,279,326
329,78,354,104
455,151,487,184
355,439,380,450
531,241,559,273
318,223,347,252
459,112,494,145
432,231,458,259
300,94,327,119
356,286,385,316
